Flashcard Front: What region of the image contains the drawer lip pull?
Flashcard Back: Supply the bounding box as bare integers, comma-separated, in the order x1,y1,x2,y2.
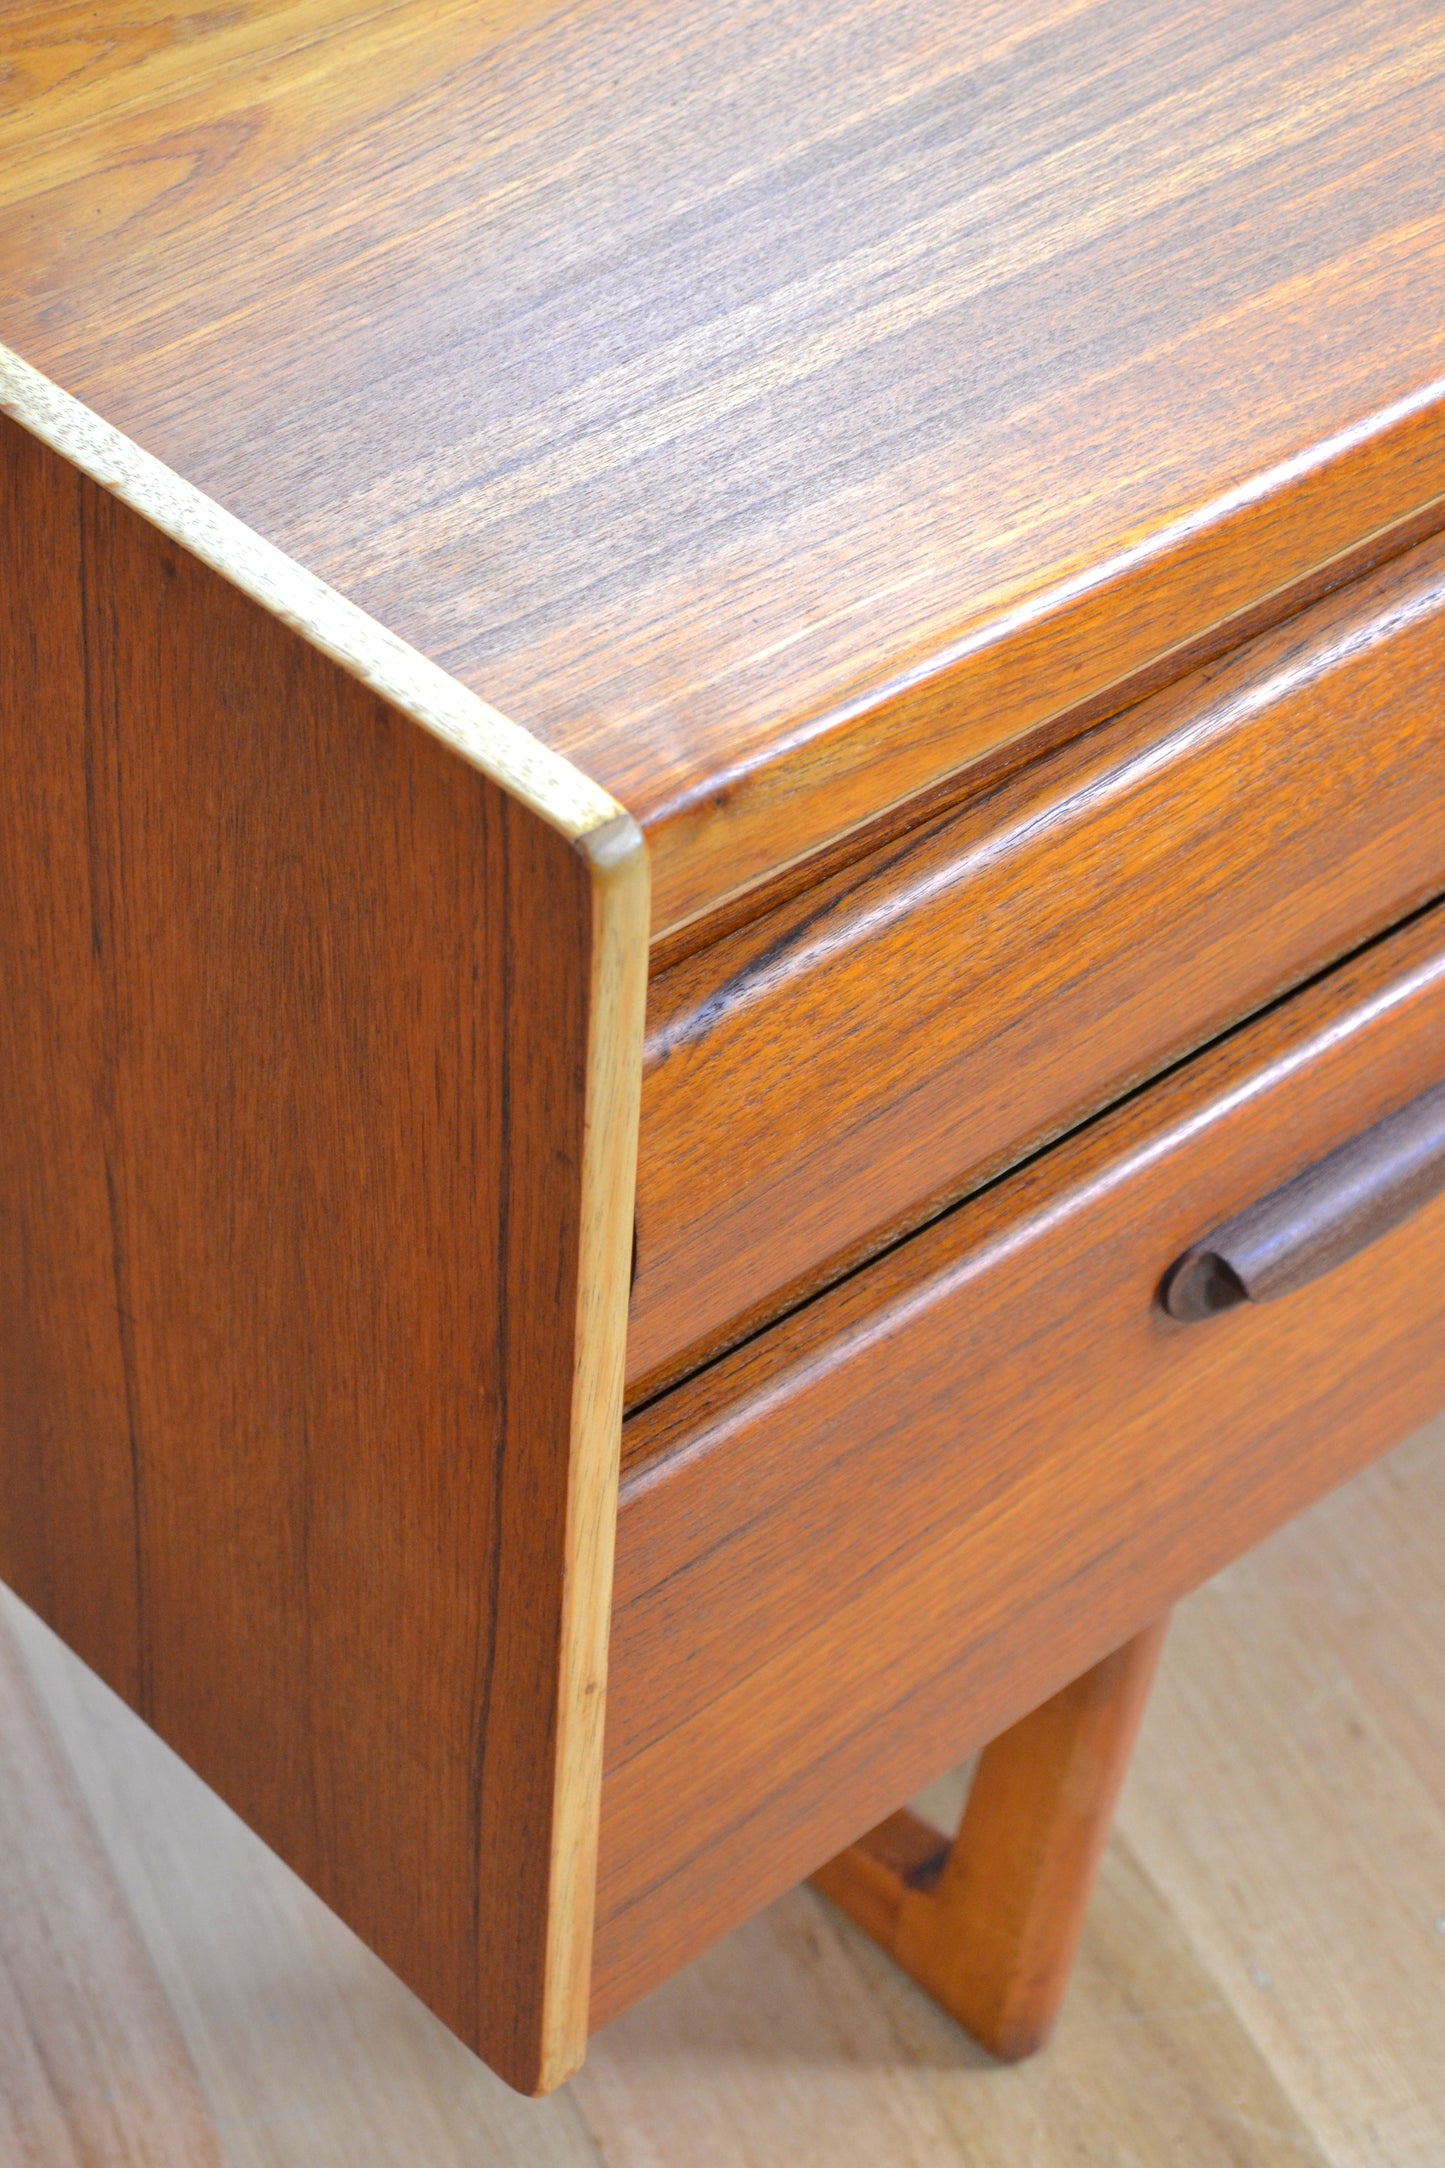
1161,1077,1445,1321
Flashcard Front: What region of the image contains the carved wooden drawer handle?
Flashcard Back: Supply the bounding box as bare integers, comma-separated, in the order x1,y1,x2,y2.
1162,1077,1445,1321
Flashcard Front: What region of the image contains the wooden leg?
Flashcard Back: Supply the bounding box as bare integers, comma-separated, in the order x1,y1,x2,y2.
811,1616,1169,2061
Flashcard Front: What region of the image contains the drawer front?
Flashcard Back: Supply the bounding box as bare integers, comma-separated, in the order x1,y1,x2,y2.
597,902,1445,2026
630,530,1445,1397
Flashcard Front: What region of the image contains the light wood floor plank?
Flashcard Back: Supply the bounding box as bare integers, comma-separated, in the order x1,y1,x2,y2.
1252,1423,1445,1816
1116,1413,1445,2168
0,1604,226,2167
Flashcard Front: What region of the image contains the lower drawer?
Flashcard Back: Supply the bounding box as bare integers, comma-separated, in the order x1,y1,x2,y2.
595,902,1445,2027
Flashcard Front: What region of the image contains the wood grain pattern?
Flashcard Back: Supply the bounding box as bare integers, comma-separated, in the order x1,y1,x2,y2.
814,1620,1169,2061
0,396,648,2096
630,532,1445,1392
4,0,1445,935
595,903,1445,2026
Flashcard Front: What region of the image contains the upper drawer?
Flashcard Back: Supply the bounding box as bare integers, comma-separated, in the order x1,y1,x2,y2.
630,530,1445,1396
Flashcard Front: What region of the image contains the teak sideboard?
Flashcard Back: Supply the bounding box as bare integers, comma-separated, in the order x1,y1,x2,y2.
3,0,1444,2098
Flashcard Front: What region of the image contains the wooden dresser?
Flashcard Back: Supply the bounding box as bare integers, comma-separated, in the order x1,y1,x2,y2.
3,0,1444,2097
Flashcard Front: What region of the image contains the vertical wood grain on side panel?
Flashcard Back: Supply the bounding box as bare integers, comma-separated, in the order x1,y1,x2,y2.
0,409,647,2096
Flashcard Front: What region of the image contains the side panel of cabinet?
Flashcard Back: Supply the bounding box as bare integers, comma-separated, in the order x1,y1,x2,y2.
0,405,647,2095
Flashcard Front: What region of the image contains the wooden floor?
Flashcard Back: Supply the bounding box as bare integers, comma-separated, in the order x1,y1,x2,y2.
2,1414,1442,2167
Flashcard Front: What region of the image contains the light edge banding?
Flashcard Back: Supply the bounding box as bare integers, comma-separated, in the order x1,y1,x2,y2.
0,341,625,844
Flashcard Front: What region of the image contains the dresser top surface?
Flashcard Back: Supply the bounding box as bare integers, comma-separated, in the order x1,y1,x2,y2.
5,0,1445,937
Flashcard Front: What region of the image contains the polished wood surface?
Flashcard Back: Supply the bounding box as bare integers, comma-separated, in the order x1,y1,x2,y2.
631,533,1445,1391
596,903,1445,2025
4,1,1445,936
5,1412,1443,2163
0,401,649,2096
814,1620,1169,2061
8,0,1445,2095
